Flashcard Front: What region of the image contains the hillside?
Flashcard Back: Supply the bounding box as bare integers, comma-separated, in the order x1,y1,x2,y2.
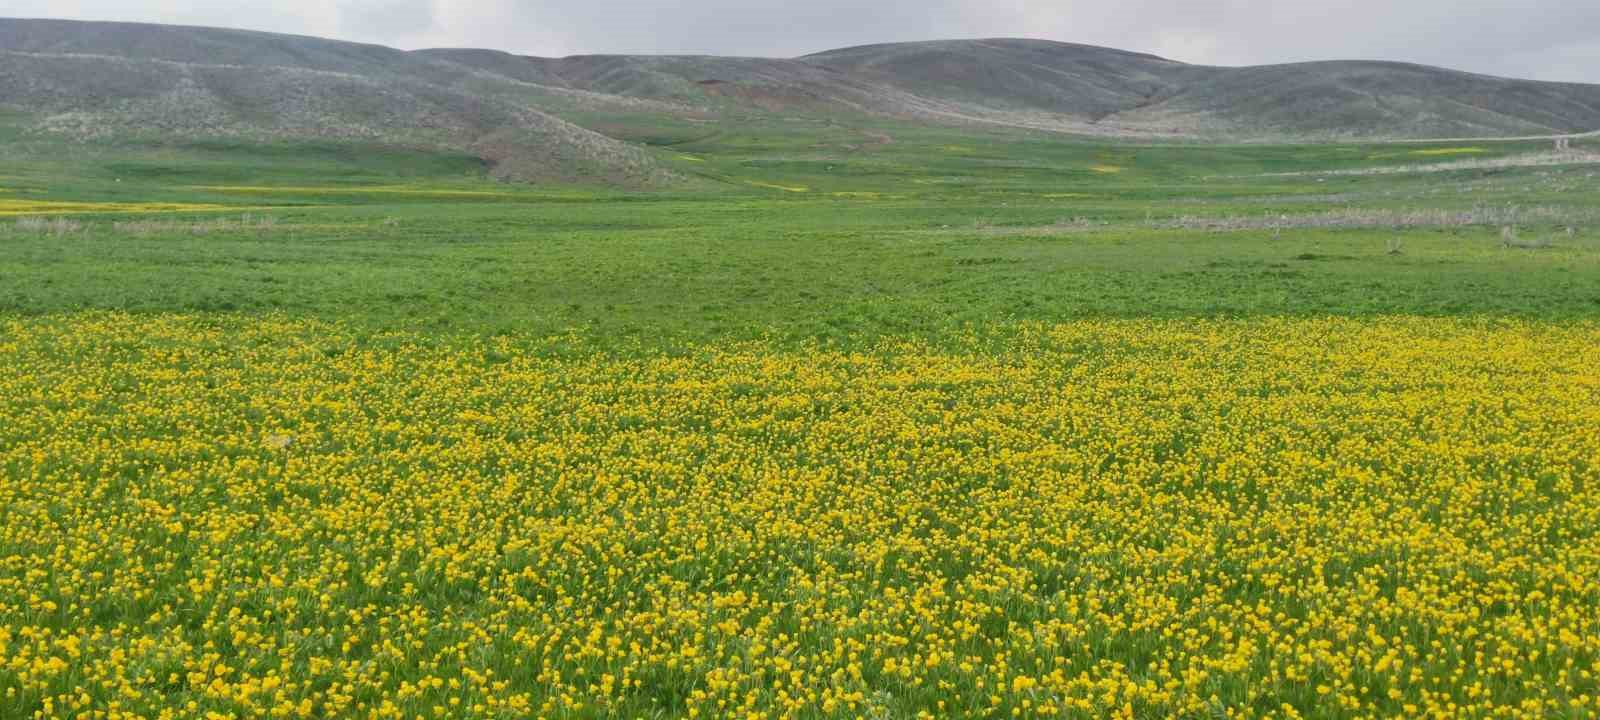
1107,60,1600,139
0,19,675,185
415,51,976,121
419,39,1600,138
804,39,1203,118
802,40,1600,137
4,17,1600,185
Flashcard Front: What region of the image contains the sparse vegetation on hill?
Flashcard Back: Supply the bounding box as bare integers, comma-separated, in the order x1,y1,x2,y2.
0,20,680,186
805,38,1198,118
1108,60,1600,139
5,17,1600,190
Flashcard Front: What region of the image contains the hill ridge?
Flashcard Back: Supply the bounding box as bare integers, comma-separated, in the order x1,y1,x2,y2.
5,16,1600,185
800,37,1183,65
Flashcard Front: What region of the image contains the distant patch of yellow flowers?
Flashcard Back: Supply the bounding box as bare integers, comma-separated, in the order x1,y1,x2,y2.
1367,147,1490,160
0,200,237,216
2,314,1598,719
746,181,810,193
191,185,518,197
1410,147,1488,157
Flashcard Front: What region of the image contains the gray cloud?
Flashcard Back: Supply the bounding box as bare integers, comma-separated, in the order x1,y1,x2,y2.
6,0,1598,82
336,0,439,43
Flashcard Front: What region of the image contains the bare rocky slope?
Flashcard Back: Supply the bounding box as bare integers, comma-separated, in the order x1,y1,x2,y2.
5,17,1600,184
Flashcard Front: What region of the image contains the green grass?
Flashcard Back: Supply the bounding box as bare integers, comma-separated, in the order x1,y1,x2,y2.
4,203,1598,346
4,114,1600,720
1,120,1597,347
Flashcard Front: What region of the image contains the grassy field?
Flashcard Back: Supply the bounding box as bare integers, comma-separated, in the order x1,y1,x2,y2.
3,122,1600,719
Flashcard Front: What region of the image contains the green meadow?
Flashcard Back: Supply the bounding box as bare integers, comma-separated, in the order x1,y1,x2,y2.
5,111,1600,720
2,119,1597,345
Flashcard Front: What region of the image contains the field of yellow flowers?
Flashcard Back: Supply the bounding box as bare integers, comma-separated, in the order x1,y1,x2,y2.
3,313,1599,719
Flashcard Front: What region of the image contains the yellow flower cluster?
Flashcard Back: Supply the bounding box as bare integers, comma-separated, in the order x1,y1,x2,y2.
2,314,1598,719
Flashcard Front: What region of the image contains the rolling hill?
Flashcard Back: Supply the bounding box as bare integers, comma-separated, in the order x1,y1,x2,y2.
4,17,1600,185
802,40,1600,139
1103,60,1600,139
0,18,676,185
804,39,1201,118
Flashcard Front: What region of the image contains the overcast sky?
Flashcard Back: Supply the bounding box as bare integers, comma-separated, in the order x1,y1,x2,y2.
9,1,1600,83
